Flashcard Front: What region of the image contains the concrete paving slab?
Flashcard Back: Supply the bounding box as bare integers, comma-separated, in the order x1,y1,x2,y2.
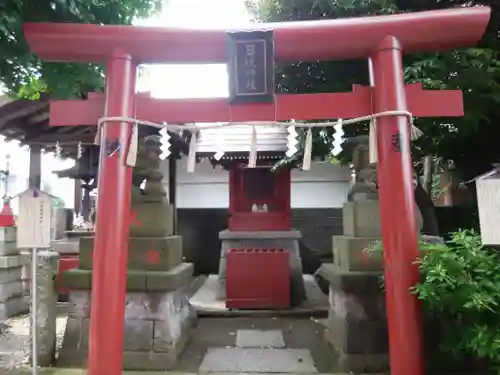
198,347,318,373
236,329,285,348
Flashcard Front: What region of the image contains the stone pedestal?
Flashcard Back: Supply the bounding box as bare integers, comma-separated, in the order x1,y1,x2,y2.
321,201,389,372
0,227,29,321
59,231,195,370
318,264,388,373
217,230,305,306
323,200,443,373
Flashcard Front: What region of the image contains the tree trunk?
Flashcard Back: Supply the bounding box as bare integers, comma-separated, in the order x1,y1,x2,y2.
414,182,440,236
422,155,434,194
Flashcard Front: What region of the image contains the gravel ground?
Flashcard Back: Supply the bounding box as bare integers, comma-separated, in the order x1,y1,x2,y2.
0,312,67,372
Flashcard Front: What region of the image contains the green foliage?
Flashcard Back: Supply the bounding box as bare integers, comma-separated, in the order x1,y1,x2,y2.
369,230,500,370
0,0,163,99
413,230,500,367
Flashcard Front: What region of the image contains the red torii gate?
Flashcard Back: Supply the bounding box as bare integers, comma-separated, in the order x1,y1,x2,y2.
24,7,490,375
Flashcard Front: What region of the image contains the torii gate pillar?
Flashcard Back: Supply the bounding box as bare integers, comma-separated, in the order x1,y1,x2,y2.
87,48,137,375
372,36,424,375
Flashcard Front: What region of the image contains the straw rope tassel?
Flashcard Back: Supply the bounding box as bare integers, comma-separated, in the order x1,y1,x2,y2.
187,130,197,173
302,128,313,170
126,121,139,167
248,126,257,168
94,122,102,145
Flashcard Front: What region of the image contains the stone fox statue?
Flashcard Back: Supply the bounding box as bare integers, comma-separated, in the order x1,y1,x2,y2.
344,135,439,235
345,135,378,202
91,135,174,236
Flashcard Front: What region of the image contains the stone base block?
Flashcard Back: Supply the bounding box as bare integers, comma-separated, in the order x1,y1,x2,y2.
0,280,23,302
332,236,382,272
0,227,16,244
0,295,28,320
217,230,305,305
0,254,29,316
0,265,22,284
0,241,18,256
324,332,389,373
62,262,193,291
58,288,196,370
342,202,382,238
332,235,444,274
129,202,175,237
343,201,422,237
78,235,182,271
0,227,19,256
0,255,29,269
318,263,388,373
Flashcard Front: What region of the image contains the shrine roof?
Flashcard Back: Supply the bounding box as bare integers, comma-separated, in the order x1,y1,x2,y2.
0,95,189,159
0,94,96,157
195,124,288,154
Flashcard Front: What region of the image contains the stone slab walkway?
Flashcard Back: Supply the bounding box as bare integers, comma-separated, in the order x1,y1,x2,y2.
199,328,317,373
199,347,318,373
176,316,332,373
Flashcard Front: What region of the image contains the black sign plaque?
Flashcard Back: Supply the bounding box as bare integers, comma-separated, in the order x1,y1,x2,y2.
227,29,275,104
391,131,402,152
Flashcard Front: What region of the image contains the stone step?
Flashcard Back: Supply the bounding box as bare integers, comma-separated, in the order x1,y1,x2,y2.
236,329,285,348
199,347,318,373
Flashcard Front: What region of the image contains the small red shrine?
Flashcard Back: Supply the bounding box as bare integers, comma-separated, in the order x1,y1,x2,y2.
229,166,291,231
196,125,297,308
197,126,291,232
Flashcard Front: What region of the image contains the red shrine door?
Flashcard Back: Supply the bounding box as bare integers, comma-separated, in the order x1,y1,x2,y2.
24,7,490,375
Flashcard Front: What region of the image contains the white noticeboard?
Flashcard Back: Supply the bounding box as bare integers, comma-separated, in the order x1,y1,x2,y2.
477,178,500,246
16,189,52,249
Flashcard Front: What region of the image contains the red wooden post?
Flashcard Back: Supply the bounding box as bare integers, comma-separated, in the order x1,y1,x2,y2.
371,36,424,375
87,47,137,375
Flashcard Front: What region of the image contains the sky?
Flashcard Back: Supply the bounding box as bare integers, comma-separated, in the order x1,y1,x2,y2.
1,0,251,210
136,0,252,98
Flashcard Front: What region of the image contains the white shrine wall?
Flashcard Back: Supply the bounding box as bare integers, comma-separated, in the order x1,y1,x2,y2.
160,158,351,209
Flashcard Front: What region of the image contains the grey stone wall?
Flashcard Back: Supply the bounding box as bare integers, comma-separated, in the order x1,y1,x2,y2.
177,208,343,275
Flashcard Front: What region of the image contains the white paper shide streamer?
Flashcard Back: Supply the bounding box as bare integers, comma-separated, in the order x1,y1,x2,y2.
213,135,225,161
248,126,258,168
126,121,139,167
331,119,344,156
286,121,298,158
187,130,197,173
95,110,421,172
302,128,313,170
159,126,171,160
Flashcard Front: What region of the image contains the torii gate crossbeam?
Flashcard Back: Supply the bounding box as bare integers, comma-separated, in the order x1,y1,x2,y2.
23,7,490,375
